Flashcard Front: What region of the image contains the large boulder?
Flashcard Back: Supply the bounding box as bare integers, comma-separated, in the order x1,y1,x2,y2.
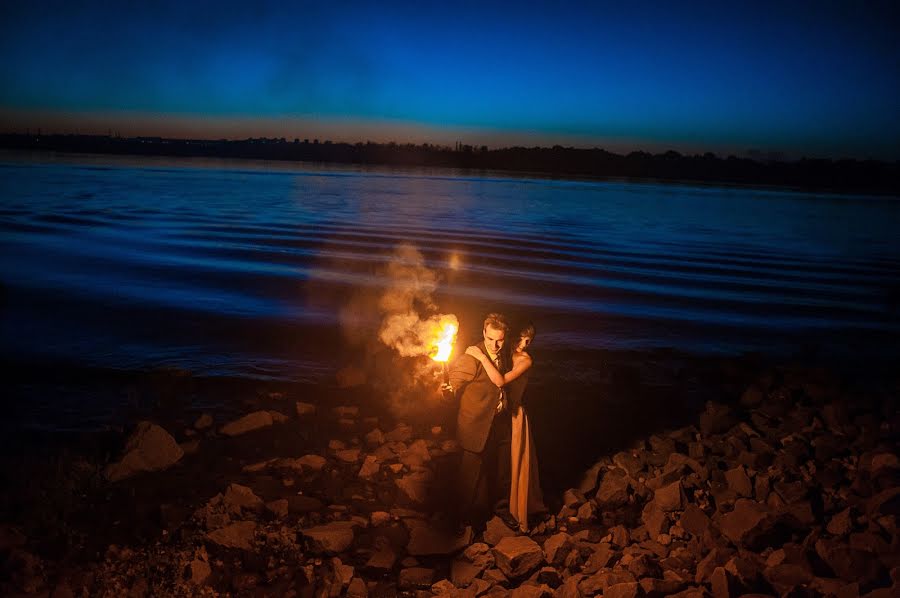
104,421,184,481
493,536,545,579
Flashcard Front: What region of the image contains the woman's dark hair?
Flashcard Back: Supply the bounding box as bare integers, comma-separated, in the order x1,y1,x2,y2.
517,321,535,340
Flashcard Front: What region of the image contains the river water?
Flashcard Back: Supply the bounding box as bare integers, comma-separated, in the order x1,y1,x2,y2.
2,152,899,390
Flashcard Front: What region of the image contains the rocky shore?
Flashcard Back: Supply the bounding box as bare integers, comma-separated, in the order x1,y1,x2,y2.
1,363,897,597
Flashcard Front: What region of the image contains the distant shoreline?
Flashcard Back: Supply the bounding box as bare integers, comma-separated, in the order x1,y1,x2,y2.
2,133,898,196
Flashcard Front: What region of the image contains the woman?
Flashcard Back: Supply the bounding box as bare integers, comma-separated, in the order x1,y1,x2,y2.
466,322,546,532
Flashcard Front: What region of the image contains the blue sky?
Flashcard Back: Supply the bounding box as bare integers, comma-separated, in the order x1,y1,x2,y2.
1,1,898,158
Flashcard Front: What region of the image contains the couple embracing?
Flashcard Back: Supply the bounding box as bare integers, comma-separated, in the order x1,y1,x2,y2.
447,313,547,532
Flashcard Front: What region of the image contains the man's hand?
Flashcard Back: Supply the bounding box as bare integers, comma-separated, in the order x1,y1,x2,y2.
440,382,455,401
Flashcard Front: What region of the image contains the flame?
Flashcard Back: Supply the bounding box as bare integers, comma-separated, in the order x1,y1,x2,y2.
430,319,458,363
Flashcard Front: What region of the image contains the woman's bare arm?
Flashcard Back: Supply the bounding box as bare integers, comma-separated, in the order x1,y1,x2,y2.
465,346,505,386
464,346,532,387
503,352,533,384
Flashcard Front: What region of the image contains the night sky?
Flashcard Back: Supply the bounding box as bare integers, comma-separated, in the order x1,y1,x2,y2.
1,1,898,159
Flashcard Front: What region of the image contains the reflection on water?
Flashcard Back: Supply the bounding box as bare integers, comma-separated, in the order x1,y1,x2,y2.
1,152,899,383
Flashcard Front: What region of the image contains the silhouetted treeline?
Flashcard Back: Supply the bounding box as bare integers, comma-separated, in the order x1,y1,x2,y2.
2,133,898,194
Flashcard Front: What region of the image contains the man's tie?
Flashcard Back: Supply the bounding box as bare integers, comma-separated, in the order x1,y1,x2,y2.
494,355,507,413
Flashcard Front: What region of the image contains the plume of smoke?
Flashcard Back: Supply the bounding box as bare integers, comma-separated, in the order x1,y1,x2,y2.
378,243,437,315
377,244,457,359
330,242,457,421
380,312,459,358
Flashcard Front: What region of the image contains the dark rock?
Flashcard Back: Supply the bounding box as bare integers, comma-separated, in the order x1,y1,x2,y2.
710,567,735,598
774,480,808,505
694,548,734,584
398,567,435,590
754,474,770,502
608,525,630,547
511,583,554,598
679,505,711,537
483,568,509,588
642,501,669,538
689,442,706,460
563,488,586,508
206,521,257,550
719,499,781,548
220,411,274,436
740,385,765,407
700,402,736,436
451,558,485,587
347,577,368,598
401,439,432,468
286,495,324,514
492,536,545,579
536,567,562,588
582,543,617,573
365,546,397,573
815,538,884,583
655,481,684,512
639,577,688,597
358,455,380,480
385,423,414,443
724,555,763,589
595,469,631,507
724,467,752,498
406,521,473,556
543,533,573,566
231,572,260,592
223,483,264,516
302,521,356,554
485,515,519,546
194,413,213,430
336,448,361,463
104,421,184,481
867,487,900,519
604,582,641,598
579,571,636,596
295,401,316,416
554,575,583,598
763,563,813,595
648,435,677,467
627,554,662,578
577,501,597,521
265,498,288,519
613,452,646,478
396,469,434,504
332,405,359,418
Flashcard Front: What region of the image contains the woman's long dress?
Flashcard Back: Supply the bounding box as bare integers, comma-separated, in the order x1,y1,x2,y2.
506,370,546,532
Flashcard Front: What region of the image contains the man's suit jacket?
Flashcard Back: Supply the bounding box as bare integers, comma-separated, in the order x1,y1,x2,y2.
448,342,505,453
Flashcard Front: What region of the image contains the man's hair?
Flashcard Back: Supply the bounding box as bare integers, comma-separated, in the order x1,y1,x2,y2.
483,312,509,333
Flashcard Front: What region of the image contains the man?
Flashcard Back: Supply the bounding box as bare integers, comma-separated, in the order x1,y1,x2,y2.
447,312,516,528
